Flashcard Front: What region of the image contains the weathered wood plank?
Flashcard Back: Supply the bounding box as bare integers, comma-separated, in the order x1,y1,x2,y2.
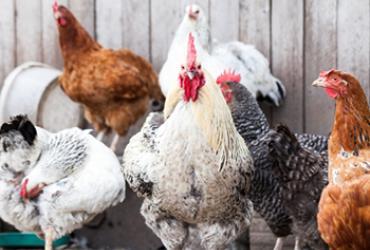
41,0,68,68
239,0,272,122
337,0,370,98
96,0,123,49
239,0,270,58
16,0,43,64
271,0,304,132
121,0,150,58
151,0,182,71
305,0,336,135
69,0,95,38
209,0,239,43
150,0,209,71
0,0,16,86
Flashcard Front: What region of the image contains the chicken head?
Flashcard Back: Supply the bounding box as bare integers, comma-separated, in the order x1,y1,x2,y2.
179,33,205,102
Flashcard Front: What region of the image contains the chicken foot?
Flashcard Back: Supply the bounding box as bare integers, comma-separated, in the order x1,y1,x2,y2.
96,130,106,141
294,236,301,250
273,237,284,250
110,133,120,153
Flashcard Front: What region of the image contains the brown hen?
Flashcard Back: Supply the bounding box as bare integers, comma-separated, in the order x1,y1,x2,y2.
313,69,370,249
53,1,164,151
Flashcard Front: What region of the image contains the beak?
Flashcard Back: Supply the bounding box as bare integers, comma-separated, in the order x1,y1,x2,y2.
187,71,195,80
312,77,327,88
54,11,62,20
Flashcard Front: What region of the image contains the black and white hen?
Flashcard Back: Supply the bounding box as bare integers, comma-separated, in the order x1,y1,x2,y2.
263,125,328,249
0,115,125,250
217,77,328,250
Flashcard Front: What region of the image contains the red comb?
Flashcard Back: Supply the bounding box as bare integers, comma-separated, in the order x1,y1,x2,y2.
187,33,197,68
319,68,335,77
20,178,28,199
53,0,59,13
216,69,241,84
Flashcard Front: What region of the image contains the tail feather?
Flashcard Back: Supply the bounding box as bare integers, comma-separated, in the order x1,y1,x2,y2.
220,41,286,106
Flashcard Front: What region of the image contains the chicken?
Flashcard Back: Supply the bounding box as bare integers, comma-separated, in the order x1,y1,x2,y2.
53,0,164,151
0,115,125,250
159,4,285,106
123,33,254,249
216,74,328,250
263,125,328,249
313,69,370,249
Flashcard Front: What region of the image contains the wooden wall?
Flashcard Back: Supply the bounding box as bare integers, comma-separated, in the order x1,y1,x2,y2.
1,0,369,249
1,0,370,135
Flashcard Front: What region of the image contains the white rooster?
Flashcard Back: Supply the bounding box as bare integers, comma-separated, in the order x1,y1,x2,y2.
160,4,286,106
123,33,254,249
0,115,125,250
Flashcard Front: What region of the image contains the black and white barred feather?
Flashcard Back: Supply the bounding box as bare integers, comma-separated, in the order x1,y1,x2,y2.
226,81,328,244
264,125,328,249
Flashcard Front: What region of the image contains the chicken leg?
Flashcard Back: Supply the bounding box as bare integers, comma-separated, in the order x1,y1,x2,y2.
294,236,301,250
110,133,120,153
44,228,54,250
96,130,106,141
273,237,284,250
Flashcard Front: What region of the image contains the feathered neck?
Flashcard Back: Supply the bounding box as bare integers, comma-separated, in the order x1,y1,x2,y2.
227,82,270,143
58,17,101,67
164,72,249,168
330,82,370,156
168,16,210,58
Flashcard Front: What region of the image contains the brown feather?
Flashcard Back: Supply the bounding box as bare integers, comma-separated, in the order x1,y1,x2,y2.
56,5,164,136
317,71,370,248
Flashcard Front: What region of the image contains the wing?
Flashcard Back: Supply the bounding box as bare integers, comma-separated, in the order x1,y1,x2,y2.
60,49,150,105
122,112,164,197
296,133,329,159
90,50,150,100
213,41,285,106
25,128,88,186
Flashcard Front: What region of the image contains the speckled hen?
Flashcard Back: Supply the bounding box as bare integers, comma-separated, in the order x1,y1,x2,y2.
0,115,125,250
263,125,328,249
216,77,328,250
123,34,254,250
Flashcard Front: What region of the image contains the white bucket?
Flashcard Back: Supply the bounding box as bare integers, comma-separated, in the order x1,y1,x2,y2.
0,62,83,132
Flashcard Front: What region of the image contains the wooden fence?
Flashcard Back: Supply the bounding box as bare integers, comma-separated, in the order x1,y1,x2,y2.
0,0,370,136
1,0,369,248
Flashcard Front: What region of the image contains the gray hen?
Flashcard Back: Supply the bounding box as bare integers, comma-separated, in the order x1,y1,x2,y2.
221,80,328,249
263,125,328,249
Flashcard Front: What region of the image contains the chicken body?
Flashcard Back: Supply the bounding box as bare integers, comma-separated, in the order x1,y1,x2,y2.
264,125,328,249
221,81,328,249
160,4,285,106
0,116,125,249
54,3,163,145
60,48,156,136
212,42,285,106
124,38,254,248
314,70,370,249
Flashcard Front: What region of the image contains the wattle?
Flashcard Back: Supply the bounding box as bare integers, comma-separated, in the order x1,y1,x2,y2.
182,76,205,102
325,87,338,99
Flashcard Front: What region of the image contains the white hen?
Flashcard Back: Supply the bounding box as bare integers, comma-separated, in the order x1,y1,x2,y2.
124,34,253,249
160,4,286,106
0,115,125,250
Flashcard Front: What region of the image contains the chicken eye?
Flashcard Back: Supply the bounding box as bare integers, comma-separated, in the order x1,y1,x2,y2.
181,65,185,70
197,65,201,70
195,10,200,14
